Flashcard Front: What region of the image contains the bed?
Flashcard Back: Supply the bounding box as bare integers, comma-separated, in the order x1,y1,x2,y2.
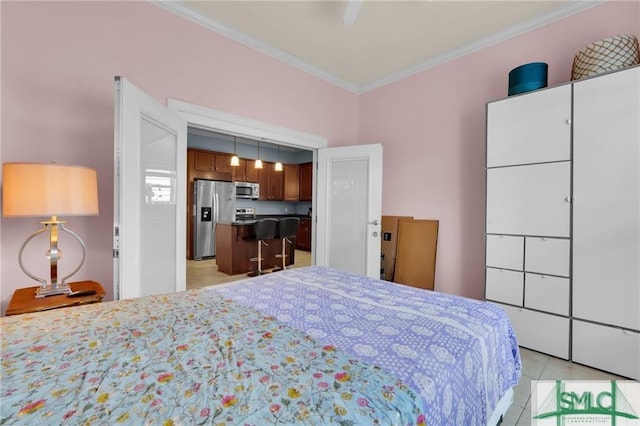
1,266,521,425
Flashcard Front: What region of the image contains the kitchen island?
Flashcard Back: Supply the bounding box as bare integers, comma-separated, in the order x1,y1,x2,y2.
215,221,296,275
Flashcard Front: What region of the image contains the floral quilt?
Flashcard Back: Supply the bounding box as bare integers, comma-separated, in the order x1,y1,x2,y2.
1,288,425,425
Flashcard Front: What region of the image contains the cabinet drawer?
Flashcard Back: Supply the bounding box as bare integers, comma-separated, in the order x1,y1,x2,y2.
524,273,569,316
573,320,640,380
486,235,523,270
525,237,569,277
499,304,569,359
485,268,523,306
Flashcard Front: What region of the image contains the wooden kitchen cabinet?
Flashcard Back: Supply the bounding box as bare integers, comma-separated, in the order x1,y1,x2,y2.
192,149,233,174
214,153,233,174
233,159,259,183
193,150,212,171
216,223,294,274
299,162,312,201
297,217,312,251
258,162,284,201
283,164,300,201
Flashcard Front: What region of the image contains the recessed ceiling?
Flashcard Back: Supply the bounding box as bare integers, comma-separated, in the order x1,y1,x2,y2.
156,1,600,93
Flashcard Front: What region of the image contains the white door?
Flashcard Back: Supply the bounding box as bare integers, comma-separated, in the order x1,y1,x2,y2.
113,77,187,300
316,144,382,278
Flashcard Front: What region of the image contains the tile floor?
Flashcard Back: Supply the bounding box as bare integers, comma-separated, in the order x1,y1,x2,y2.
187,249,312,289
503,348,628,425
187,257,631,426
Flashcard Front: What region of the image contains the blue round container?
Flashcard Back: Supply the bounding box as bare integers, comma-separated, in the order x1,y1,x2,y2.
508,62,548,96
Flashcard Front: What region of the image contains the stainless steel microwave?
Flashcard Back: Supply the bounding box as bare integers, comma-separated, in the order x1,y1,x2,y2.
235,182,260,199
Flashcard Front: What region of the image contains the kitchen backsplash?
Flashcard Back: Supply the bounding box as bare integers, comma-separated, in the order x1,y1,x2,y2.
236,199,312,216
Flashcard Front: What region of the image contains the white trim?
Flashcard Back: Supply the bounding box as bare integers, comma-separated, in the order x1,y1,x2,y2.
152,0,602,95
167,99,328,150
361,1,604,93
151,0,359,94
167,99,325,268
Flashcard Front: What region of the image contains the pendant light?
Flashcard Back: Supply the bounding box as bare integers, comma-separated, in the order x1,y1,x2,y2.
254,140,263,169
230,136,240,167
274,145,283,172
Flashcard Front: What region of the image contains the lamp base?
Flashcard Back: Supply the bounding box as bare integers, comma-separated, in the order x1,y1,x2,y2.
35,283,72,298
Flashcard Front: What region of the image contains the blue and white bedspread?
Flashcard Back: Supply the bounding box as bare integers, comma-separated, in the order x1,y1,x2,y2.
214,266,522,425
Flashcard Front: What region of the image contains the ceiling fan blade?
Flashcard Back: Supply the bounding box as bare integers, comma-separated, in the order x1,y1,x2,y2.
342,0,363,26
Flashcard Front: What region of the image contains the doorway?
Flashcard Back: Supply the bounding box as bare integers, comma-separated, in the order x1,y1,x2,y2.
185,128,315,289
167,98,383,284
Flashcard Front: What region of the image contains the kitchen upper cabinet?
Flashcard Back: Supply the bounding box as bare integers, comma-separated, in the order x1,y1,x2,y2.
193,149,232,174
193,150,211,171
270,166,284,200
486,84,571,167
233,159,259,183
299,162,312,201
258,162,284,201
214,153,233,174
283,164,300,201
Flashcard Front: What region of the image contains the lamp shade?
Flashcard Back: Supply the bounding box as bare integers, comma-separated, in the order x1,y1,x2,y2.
2,162,99,217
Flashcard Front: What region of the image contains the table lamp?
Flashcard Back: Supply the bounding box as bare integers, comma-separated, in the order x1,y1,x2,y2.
2,162,99,298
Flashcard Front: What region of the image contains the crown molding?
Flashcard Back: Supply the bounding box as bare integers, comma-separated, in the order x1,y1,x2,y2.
150,0,360,94
152,0,604,95
361,1,604,93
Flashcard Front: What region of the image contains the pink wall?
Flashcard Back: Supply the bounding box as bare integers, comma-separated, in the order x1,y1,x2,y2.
1,1,638,314
359,1,639,299
0,1,358,314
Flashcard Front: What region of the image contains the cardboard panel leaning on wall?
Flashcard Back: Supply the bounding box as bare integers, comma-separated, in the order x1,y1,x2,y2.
394,219,439,291
381,216,413,281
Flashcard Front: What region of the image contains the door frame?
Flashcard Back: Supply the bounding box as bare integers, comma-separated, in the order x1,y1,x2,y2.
167,99,328,263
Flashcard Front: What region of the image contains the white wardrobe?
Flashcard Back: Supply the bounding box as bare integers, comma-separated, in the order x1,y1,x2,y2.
485,65,639,380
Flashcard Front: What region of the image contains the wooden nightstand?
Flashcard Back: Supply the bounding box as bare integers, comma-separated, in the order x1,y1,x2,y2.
6,281,106,316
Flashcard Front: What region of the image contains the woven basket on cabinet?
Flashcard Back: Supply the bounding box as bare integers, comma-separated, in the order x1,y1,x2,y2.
571,34,639,80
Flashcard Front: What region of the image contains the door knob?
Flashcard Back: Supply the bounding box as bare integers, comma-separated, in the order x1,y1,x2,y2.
368,220,379,226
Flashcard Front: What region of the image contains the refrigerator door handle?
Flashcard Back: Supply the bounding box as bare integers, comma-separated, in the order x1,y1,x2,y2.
213,192,217,222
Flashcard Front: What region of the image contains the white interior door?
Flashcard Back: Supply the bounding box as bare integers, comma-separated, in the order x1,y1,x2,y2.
114,77,187,300
316,144,382,278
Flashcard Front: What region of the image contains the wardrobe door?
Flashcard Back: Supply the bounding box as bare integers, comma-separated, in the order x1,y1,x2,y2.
573,67,640,331
486,162,571,237
487,85,571,167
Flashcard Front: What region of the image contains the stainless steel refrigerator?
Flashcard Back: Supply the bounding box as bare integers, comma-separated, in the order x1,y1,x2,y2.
193,179,235,260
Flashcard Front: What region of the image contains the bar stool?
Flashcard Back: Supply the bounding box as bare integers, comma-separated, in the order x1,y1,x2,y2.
248,218,278,277
273,217,300,272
